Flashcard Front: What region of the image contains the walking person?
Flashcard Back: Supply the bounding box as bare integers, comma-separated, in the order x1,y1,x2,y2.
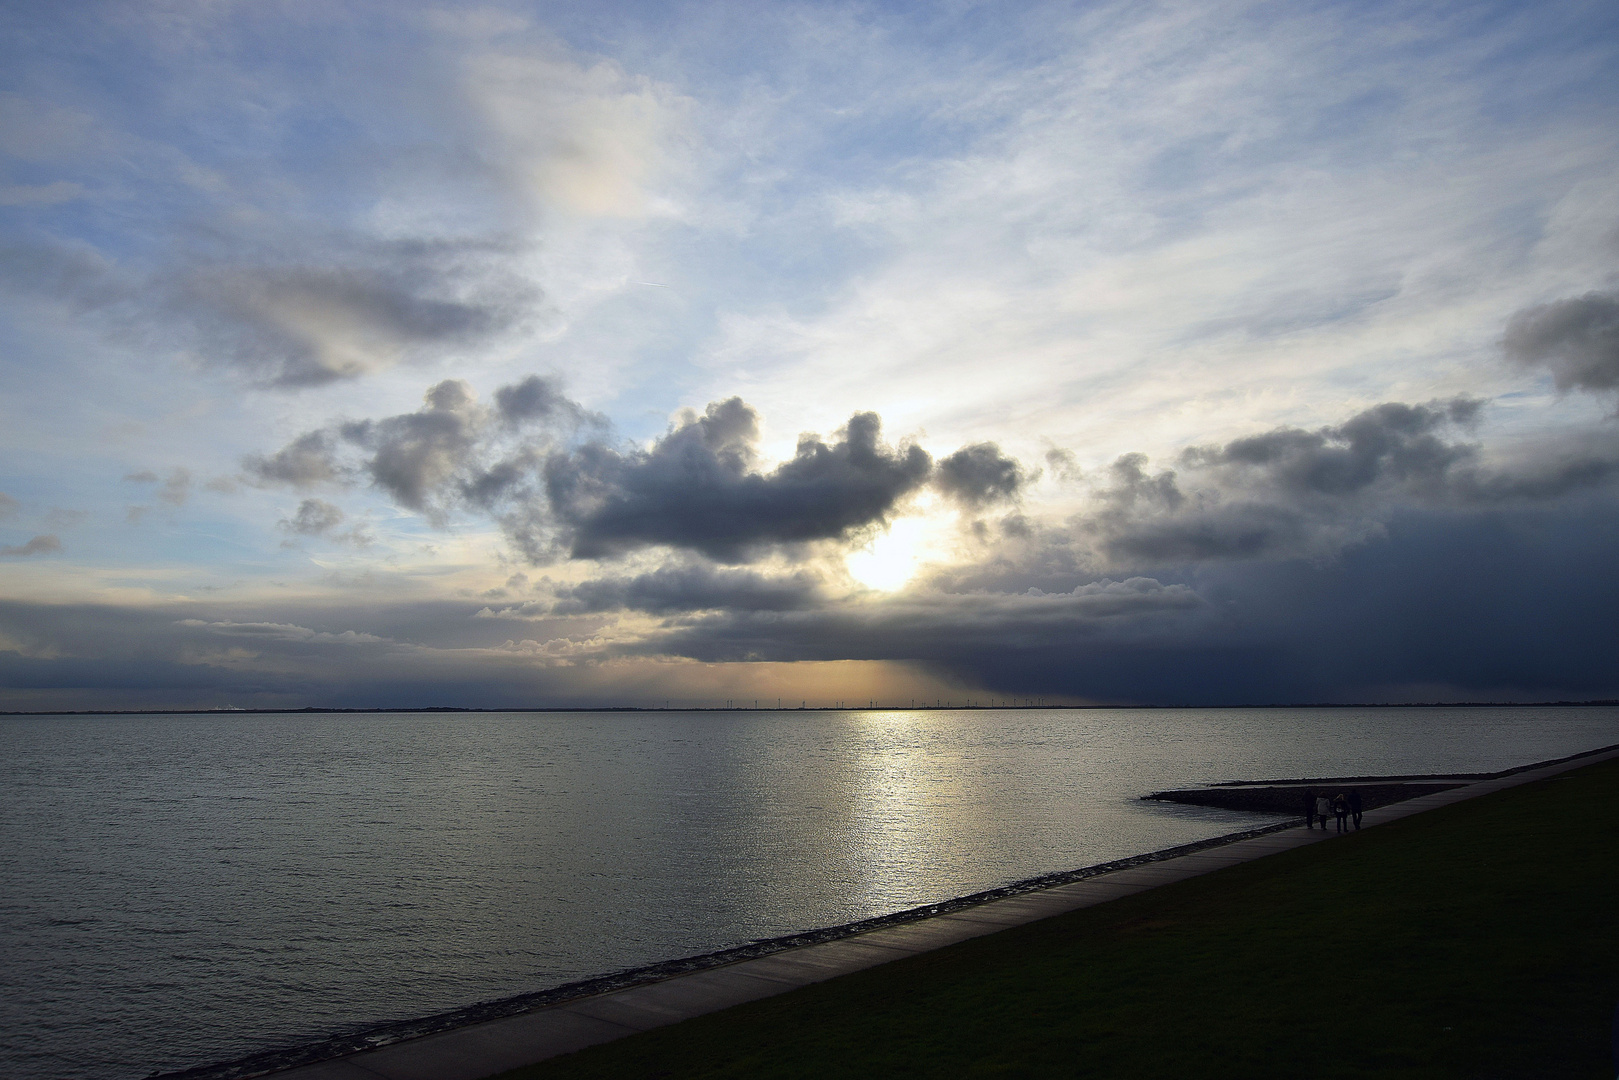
1315,794,1332,832
1333,792,1349,833
1303,789,1315,828
1348,788,1363,830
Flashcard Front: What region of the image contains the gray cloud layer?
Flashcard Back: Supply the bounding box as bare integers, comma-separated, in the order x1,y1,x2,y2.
545,399,932,561
935,442,1028,507
248,385,1031,565
3,494,1617,708
552,563,823,615
574,501,1619,705
169,241,541,387
245,375,599,533
122,382,1607,707
0,233,542,388
1504,290,1619,395
1182,399,1483,496
243,377,1619,594
1081,397,1619,568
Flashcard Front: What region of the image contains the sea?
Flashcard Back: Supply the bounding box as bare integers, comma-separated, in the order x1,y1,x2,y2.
3,705,1617,1079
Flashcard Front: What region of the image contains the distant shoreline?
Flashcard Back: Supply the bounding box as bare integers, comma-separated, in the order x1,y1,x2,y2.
3,700,1618,717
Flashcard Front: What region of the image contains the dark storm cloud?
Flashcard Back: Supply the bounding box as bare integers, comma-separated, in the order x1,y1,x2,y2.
935,442,1027,507
1504,291,1619,395
1077,397,1603,566
1085,450,1280,564
1098,500,1315,564
0,534,61,557
4,501,1618,708
1180,399,1482,495
625,577,1211,666
551,564,823,615
546,399,933,561
1463,456,1619,502
1083,444,1357,565
623,500,1619,704
238,385,1619,598
249,384,1068,563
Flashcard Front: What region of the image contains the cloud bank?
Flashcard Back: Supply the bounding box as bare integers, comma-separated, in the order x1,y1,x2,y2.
247,381,1034,565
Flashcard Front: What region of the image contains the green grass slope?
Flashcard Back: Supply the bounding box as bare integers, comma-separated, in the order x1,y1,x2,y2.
501,757,1619,1079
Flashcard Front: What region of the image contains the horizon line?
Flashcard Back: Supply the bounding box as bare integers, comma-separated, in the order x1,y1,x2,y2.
5,699,1618,717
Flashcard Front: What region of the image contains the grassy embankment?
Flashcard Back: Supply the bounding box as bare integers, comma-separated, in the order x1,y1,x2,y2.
501,757,1619,1079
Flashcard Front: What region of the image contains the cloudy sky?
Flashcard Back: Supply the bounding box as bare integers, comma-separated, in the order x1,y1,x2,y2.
2,0,1617,710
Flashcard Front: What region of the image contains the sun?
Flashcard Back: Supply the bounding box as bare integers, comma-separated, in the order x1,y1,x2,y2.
845,517,935,591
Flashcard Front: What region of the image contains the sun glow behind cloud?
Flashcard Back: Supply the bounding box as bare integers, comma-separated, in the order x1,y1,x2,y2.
845,514,948,592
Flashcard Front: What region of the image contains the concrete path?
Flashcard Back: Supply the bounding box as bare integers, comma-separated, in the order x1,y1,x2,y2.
262,743,1619,1080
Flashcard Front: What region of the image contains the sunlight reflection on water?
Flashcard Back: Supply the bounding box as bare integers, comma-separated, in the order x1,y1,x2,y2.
2,706,1616,1079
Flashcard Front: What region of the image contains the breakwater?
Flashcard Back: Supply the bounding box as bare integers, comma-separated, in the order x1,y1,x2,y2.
1141,743,1618,814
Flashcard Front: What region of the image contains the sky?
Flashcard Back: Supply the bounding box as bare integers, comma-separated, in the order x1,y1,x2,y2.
1,0,1617,710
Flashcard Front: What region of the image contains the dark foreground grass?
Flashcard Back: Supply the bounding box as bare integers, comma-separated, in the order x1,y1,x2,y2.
500,758,1619,1079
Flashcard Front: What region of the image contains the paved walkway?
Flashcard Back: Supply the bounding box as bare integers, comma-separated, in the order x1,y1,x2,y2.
264,744,1619,1080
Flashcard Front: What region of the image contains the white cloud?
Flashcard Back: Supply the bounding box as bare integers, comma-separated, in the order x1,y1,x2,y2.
175,619,389,645
460,39,692,220
678,1,1619,472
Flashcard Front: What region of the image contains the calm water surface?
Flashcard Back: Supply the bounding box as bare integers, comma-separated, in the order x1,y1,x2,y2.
3,706,1617,1079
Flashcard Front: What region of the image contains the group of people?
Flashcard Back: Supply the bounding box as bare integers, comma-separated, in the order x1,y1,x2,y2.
1304,788,1362,832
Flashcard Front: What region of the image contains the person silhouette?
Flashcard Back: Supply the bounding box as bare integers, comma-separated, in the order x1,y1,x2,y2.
1348,788,1363,830
1314,794,1332,831
1333,792,1349,833
1303,789,1315,828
